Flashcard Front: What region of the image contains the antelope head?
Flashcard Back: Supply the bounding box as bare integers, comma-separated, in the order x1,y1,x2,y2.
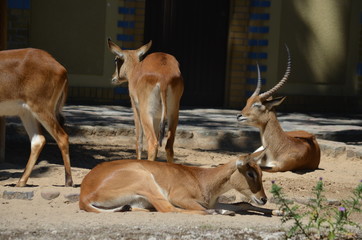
232,150,268,205
107,38,152,85
237,46,291,128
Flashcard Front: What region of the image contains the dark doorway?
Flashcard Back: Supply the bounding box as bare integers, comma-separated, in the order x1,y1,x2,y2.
145,0,230,107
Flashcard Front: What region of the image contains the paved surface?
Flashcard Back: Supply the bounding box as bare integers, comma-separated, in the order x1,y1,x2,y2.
5,105,362,158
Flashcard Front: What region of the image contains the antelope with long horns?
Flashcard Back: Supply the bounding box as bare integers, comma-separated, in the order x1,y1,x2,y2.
237,47,320,172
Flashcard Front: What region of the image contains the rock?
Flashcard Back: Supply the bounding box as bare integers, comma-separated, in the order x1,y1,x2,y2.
64,193,79,202
41,190,60,200
3,190,34,200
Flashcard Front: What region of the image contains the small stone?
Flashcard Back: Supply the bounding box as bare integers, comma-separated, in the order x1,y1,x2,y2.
41,190,60,200
3,190,34,200
64,193,79,202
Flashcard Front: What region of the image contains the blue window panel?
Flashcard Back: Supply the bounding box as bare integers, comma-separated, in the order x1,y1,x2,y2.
248,52,258,59
249,13,270,20
250,0,271,7
8,0,30,9
114,87,128,95
118,21,135,29
119,7,135,15
248,26,269,33
247,78,266,85
117,34,135,42
247,64,267,72
357,63,362,76
248,52,268,59
248,39,269,46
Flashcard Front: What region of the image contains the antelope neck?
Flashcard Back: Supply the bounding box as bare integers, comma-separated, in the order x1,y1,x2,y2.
259,112,288,148
197,161,237,207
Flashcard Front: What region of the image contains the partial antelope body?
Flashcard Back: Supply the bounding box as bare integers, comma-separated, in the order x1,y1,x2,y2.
108,39,184,163
79,152,272,215
237,47,320,172
0,48,73,187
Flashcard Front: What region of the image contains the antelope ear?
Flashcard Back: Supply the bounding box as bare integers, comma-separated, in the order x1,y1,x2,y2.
137,40,152,59
264,96,286,110
108,38,124,58
236,158,245,169
236,154,251,170
252,148,267,162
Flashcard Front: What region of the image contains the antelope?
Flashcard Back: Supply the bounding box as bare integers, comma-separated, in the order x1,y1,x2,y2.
79,150,276,215
237,47,320,172
107,39,184,163
0,48,73,187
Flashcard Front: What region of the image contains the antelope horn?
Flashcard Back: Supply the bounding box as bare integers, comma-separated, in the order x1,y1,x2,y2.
259,44,291,101
251,62,262,97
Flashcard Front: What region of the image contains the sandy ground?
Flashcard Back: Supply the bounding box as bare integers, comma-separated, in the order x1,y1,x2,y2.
0,136,361,239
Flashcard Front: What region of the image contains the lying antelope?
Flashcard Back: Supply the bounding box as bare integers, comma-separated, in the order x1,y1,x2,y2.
107,39,184,163
237,47,320,172
79,151,272,215
0,48,73,187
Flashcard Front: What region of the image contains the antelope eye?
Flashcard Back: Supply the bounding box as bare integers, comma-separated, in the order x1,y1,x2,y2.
252,102,262,108
247,171,256,179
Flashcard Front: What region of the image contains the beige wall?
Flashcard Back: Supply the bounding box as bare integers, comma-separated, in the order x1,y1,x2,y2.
30,0,145,89
25,0,362,108
225,0,362,110
28,0,145,103
268,0,361,97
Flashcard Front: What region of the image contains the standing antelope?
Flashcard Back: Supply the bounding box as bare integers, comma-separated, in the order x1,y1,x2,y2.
0,48,73,187
107,39,184,163
237,47,320,172
79,151,270,215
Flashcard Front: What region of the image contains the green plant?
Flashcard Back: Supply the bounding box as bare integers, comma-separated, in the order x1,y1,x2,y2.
270,179,362,239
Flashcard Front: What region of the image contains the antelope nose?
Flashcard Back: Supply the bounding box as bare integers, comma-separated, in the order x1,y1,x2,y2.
236,114,245,122
261,197,268,205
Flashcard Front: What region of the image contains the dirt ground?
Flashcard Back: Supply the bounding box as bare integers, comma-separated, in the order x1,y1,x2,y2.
0,136,361,239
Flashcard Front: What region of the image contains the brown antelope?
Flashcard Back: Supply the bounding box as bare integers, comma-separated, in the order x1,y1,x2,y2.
79,151,274,215
237,47,320,172
0,48,73,187
107,39,184,163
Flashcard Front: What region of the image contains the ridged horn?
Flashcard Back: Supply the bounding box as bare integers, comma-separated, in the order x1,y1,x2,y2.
251,62,262,97
259,45,291,101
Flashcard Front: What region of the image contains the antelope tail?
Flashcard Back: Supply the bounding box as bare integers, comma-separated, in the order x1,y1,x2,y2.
159,87,168,147
56,75,69,128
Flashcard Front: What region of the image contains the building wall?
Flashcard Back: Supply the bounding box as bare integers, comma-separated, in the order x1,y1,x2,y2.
65,0,145,105
226,0,271,108
225,0,362,111
3,0,362,110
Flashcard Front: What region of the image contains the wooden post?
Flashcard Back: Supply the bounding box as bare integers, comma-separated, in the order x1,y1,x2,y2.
0,0,7,50
0,117,5,162
0,0,6,162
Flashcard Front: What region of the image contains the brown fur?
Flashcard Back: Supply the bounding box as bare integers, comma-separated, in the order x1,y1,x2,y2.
0,48,73,187
237,89,320,172
108,40,184,162
79,152,268,215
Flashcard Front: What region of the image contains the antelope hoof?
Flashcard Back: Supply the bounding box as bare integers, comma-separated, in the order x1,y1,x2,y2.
206,209,235,216
16,181,27,187
272,209,284,216
65,178,74,187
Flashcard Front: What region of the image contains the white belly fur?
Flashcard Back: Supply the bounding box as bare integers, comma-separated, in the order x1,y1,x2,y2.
0,100,29,116
92,194,153,210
